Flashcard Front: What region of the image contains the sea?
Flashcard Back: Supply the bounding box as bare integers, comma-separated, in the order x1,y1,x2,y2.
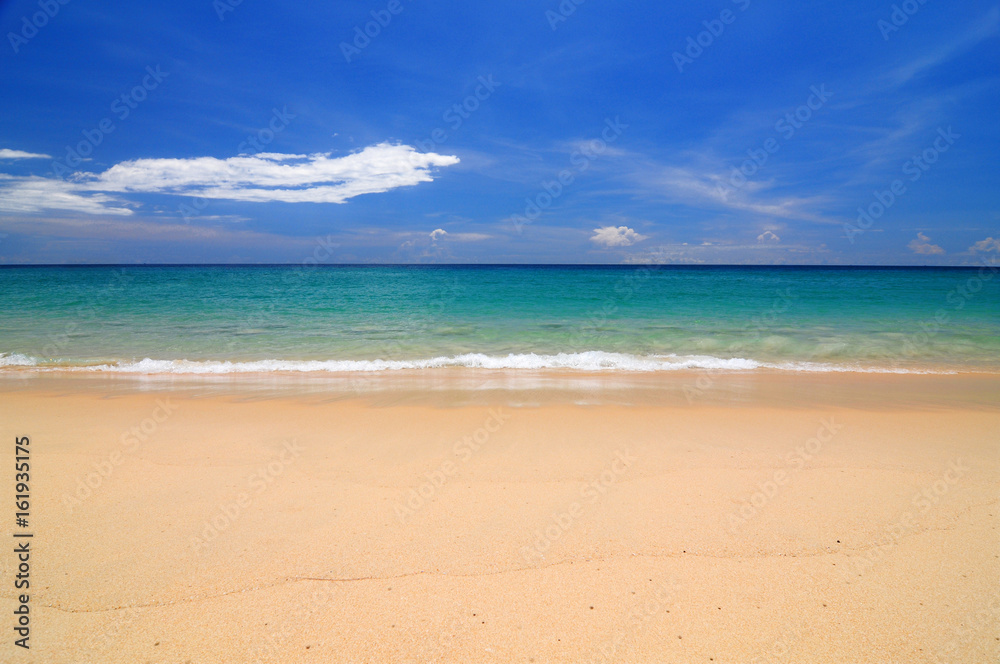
1,265,998,375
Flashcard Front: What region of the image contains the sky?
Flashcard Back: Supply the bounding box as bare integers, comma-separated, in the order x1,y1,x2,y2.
0,0,998,264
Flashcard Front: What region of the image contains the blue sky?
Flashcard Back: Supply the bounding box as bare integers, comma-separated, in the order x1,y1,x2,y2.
0,0,997,264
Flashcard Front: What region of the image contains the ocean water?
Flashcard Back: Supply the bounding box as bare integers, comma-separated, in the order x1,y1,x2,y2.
1,265,998,374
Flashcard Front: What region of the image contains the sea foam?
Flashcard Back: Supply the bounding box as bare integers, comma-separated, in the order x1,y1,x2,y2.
0,351,945,374
0,353,37,367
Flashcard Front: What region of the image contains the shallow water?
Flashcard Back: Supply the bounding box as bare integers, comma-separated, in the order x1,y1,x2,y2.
1,265,998,374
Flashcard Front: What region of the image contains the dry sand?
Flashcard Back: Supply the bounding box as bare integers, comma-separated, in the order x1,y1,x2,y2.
1,372,998,663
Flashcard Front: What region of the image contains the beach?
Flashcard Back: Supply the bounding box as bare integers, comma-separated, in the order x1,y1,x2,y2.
5,0,1000,659
3,371,998,663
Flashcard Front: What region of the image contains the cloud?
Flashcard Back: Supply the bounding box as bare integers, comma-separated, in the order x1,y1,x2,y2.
908,232,944,255
450,232,491,241
590,225,648,247
757,230,780,243
0,149,52,160
887,8,1000,87
969,236,1000,253
0,143,460,215
640,163,835,224
0,175,133,216
426,228,491,243
622,240,828,265
93,143,459,203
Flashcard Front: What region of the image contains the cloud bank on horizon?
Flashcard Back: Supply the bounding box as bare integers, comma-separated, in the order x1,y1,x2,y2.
0,0,997,264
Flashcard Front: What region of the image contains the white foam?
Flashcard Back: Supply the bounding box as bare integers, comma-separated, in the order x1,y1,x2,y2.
22,351,951,375
0,353,37,367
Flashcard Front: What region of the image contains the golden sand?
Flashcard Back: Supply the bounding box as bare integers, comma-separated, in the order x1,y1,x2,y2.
1,372,998,663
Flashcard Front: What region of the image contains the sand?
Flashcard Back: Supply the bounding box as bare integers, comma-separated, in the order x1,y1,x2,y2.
1,371,998,663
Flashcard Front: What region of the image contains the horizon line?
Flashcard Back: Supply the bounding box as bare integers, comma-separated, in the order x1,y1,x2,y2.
0,263,992,269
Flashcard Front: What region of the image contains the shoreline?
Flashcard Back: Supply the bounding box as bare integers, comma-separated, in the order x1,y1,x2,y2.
2,368,999,409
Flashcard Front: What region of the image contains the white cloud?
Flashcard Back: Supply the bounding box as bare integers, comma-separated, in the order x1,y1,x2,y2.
757,230,780,243
642,164,834,224
92,143,459,203
887,8,999,87
622,240,828,265
590,225,648,247
969,236,1000,253
0,175,133,216
908,232,944,255
0,149,52,160
425,228,491,243
0,143,459,215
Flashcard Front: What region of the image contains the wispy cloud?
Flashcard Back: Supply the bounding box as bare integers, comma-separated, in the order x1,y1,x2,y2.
0,149,52,160
621,239,826,265
886,8,1000,87
450,233,492,241
427,228,490,242
638,163,835,224
0,175,133,216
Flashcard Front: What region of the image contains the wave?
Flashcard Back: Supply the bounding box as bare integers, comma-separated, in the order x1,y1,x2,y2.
0,353,37,367
0,351,954,374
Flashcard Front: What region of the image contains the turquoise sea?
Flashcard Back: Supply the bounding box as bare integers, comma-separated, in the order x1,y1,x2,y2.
1,265,998,374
